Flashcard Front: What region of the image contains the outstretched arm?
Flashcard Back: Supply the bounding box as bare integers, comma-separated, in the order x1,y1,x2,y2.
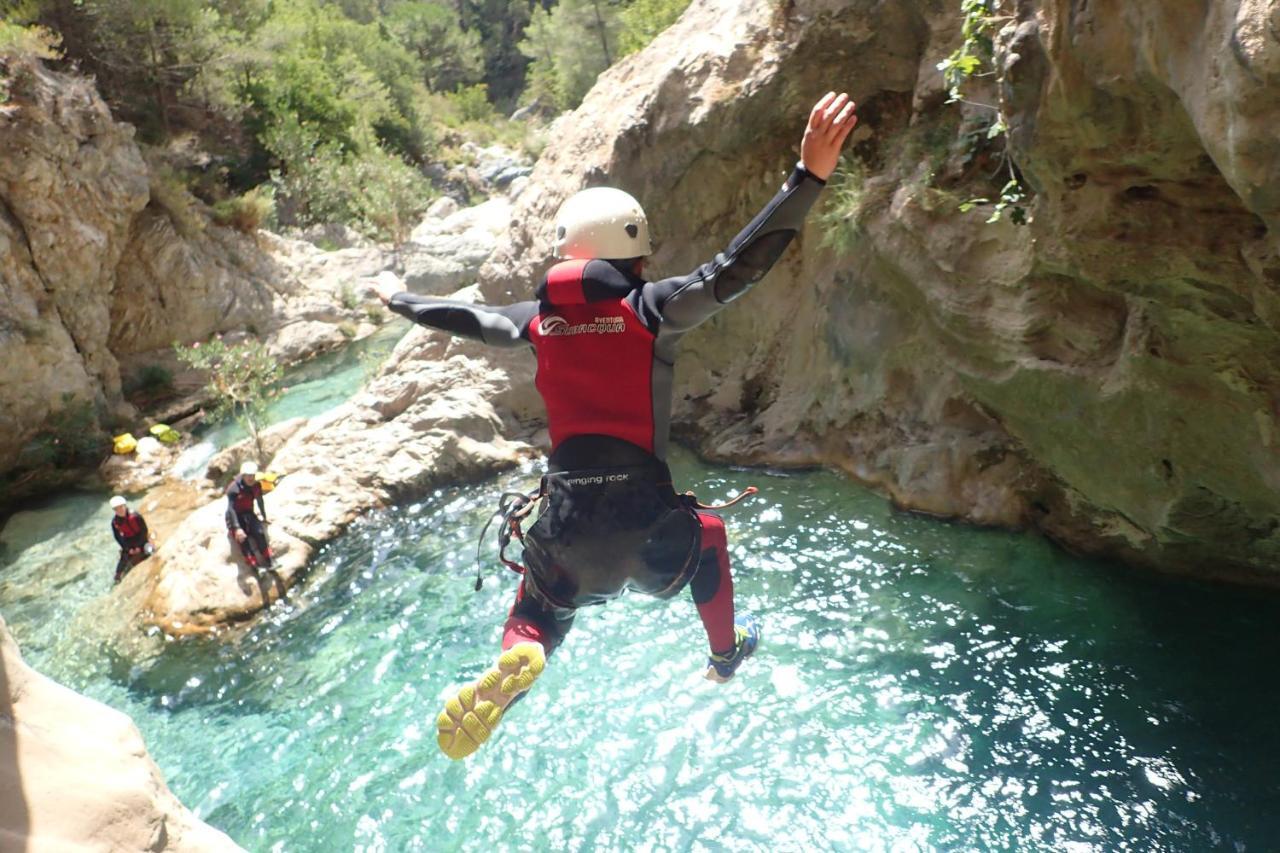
644,92,858,331
373,279,537,348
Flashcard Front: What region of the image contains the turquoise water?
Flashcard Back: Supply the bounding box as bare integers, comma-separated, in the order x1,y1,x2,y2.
3,450,1279,850
175,324,406,478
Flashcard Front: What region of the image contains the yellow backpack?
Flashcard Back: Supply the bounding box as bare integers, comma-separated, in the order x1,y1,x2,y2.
149,423,181,444
112,433,138,455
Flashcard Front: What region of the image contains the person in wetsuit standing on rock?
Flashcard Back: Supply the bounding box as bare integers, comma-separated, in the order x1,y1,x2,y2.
375,91,858,760
110,495,156,584
226,461,273,569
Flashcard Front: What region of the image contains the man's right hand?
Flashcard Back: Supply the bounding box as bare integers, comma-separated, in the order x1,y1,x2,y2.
235,530,247,543
368,272,403,306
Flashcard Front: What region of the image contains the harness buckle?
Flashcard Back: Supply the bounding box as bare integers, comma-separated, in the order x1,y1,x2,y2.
474,486,544,591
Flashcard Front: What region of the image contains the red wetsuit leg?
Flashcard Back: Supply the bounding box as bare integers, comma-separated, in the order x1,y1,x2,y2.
690,510,736,653
502,579,575,654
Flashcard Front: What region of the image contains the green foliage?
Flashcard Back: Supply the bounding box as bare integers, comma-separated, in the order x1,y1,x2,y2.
148,165,205,237
937,0,999,103
385,0,484,93
519,0,621,112
454,0,533,106
51,0,223,137
446,82,497,123
616,0,689,56
958,178,1028,224
23,394,106,470
0,1,61,60
339,281,361,310
125,363,175,398
23,0,695,240
267,117,433,242
175,336,282,460
212,185,275,233
936,0,1030,225
816,162,869,256
0,1,61,105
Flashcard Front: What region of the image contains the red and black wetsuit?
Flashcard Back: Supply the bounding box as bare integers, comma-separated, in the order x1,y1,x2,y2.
226,475,272,568
111,510,151,582
389,163,826,655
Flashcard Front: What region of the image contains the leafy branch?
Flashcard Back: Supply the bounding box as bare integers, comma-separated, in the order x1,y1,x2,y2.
175,336,282,461
937,0,1029,225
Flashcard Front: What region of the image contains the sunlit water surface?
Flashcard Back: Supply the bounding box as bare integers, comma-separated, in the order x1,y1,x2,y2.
2,451,1278,851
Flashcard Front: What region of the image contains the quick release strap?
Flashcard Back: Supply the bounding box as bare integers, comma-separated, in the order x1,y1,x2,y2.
474,487,542,591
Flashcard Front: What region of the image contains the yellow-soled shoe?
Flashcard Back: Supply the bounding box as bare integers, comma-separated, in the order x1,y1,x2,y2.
437,641,545,760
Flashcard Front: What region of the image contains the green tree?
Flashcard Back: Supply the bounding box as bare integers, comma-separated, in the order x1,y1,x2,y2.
456,0,532,106
39,0,223,137
385,0,484,93
0,1,61,105
616,0,688,56
264,113,432,241
241,4,428,156
176,336,283,462
519,0,620,111
0,1,61,60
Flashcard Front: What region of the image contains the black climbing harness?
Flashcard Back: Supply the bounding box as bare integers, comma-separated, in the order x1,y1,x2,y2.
471,481,759,593
474,486,543,591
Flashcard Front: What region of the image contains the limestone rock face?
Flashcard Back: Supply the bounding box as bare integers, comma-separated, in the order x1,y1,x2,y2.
401,196,515,294
0,62,384,510
0,617,241,851
474,0,1280,581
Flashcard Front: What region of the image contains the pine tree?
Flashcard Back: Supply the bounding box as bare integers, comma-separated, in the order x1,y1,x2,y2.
385,0,484,93
518,0,620,111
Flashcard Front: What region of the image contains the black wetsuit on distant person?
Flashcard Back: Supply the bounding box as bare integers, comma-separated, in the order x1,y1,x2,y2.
226,475,272,568
112,510,152,583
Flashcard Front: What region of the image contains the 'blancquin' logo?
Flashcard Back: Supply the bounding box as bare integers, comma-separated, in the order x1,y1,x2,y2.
538,315,626,336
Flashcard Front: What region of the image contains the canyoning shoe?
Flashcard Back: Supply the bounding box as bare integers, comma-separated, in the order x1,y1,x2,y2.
705,614,761,683
437,641,546,760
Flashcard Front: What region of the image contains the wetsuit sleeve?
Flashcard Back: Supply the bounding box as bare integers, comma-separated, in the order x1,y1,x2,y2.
642,163,826,331
387,294,538,347
257,488,267,523
112,521,126,549
138,515,150,541
225,484,241,532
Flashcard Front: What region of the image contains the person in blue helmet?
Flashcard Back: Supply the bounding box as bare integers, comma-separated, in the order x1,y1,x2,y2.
375,91,858,760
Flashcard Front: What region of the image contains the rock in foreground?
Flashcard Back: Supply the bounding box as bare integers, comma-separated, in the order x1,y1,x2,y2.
0,618,241,851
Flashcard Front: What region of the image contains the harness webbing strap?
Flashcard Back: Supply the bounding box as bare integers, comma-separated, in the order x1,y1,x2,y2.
474,487,542,591
684,485,759,511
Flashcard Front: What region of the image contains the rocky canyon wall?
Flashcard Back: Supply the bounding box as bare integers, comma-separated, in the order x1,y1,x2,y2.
478,0,1280,582
0,59,392,513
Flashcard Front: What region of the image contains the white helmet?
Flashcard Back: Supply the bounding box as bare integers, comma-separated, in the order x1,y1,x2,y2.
240,461,259,476
109,496,127,508
553,187,651,260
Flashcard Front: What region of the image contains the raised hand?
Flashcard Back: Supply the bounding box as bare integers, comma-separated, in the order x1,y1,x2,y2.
800,92,858,181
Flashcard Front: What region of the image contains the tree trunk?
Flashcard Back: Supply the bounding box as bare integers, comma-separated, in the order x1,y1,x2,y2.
590,0,612,66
